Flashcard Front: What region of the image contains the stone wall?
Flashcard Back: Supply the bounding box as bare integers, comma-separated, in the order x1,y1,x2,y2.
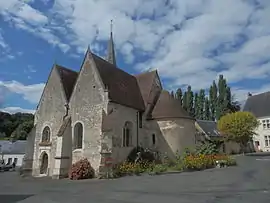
32,67,67,177
156,118,196,160
69,52,108,175
21,125,36,176
106,102,139,164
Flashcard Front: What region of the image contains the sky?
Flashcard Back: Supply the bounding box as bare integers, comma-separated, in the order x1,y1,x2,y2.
1,0,270,114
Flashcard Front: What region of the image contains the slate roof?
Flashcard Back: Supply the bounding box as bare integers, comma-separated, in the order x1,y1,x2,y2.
196,120,221,137
55,65,78,101
243,91,270,118
91,53,145,111
135,71,157,106
0,140,27,154
151,90,194,120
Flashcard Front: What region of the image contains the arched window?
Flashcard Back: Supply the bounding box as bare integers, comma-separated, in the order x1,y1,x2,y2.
42,126,50,142
74,122,83,149
123,122,132,147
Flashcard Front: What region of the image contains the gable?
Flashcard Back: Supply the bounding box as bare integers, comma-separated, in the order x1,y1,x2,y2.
243,91,270,118
55,65,78,101
135,70,162,116
35,66,67,114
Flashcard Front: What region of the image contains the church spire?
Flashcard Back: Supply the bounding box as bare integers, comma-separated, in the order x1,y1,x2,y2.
107,20,116,66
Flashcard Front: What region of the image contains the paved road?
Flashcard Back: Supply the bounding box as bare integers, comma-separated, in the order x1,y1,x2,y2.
0,155,270,203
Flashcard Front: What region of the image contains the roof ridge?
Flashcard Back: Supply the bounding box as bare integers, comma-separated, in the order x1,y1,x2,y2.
134,70,157,77
249,91,270,98
92,53,136,79
56,64,78,73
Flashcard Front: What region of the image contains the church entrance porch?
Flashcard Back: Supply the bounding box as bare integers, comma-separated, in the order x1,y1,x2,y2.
40,152,49,175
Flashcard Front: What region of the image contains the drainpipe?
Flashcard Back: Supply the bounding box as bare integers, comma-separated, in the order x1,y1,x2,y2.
136,111,139,151
63,103,69,120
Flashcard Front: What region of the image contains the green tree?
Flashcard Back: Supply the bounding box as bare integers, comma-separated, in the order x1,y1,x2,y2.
182,92,188,111
175,88,183,105
0,111,34,140
186,86,194,116
194,93,199,119
170,91,175,98
197,89,205,120
204,97,210,120
217,111,259,153
209,80,217,121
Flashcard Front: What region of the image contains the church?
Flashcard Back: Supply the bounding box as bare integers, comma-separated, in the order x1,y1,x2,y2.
22,29,196,179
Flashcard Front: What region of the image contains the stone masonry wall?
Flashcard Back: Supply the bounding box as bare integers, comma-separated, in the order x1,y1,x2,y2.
69,52,108,175
32,67,67,177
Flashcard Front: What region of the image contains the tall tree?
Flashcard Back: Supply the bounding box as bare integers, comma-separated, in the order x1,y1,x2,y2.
209,80,218,121
170,91,175,98
182,92,188,111
194,93,199,119
186,86,194,116
216,75,230,120
197,89,205,120
175,88,183,105
204,97,210,120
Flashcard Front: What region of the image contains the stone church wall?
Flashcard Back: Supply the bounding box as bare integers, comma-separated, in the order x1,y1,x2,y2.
69,53,108,175
157,119,196,159
32,67,67,177
106,102,140,164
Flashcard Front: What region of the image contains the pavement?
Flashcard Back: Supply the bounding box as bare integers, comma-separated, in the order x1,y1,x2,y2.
0,155,270,203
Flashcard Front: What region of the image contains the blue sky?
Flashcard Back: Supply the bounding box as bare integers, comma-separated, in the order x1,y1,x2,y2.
1,0,270,114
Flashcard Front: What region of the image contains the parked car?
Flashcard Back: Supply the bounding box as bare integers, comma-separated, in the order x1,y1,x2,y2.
0,163,13,172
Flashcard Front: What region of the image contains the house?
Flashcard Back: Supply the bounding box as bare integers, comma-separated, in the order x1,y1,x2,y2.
22,29,196,179
0,140,27,167
195,120,243,154
243,92,270,152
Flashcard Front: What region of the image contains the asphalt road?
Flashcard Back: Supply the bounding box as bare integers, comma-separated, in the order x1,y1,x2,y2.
0,155,270,203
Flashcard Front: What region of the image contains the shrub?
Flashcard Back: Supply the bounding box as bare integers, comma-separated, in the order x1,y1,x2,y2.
127,147,156,163
152,164,168,174
195,141,220,155
114,160,155,176
182,154,236,171
68,158,95,180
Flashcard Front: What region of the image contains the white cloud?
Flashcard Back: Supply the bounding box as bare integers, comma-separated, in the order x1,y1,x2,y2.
1,0,270,100
0,0,70,53
0,31,8,49
0,107,35,114
0,80,44,104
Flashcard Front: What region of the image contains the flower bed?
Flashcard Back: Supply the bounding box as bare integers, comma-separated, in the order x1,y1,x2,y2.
114,154,236,177
182,154,236,171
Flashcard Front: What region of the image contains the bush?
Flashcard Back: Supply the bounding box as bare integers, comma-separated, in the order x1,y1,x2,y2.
115,161,155,176
182,154,236,171
127,147,156,163
152,164,168,174
68,158,95,180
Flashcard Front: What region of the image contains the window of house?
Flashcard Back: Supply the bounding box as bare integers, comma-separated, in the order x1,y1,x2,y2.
152,134,156,145
14,158,18,164
74,122,83,149
7,158,12,165
123,122,132,147
265,136,270,147
41,126,50,142
262,120,270,129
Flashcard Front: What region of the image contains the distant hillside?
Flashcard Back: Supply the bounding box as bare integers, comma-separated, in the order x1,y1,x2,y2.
0,111,34,140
